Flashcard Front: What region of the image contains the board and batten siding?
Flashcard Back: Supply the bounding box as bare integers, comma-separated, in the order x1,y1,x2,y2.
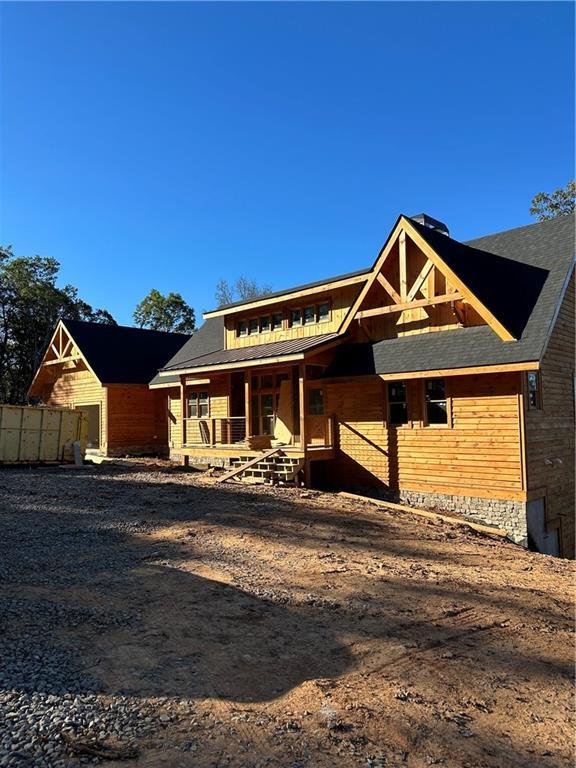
224,285,360,349
324,372,524,500
525,272,575,557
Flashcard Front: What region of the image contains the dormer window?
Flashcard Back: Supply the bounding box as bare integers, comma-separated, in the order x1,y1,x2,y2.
271,312,283,331
291,308,302,327
249,318,259,335
238,320,248,337
304,306,316,325
260,315,270,333
318,302,330,322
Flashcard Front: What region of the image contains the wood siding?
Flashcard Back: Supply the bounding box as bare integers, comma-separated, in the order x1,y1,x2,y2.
168,389,182,449
43,367,108,448
106,385,168,453
525,273,575,557
324,372,524,500
350,236,485,341
168,375,230,450
225,285,360,349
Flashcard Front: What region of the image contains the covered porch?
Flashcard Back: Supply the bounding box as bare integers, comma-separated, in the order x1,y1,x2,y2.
177,362,336,458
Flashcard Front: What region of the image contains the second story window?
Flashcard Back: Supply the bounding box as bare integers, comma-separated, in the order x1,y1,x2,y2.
304,306,316,325
271,312,283,331
238,320,248,337
291,308,302,327
425,378,448,425
318,302,330,322
260,315,270,333
388,381,408,426
249,318,259,335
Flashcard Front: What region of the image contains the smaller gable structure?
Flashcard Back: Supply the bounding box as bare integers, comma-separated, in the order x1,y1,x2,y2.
29,320,189,456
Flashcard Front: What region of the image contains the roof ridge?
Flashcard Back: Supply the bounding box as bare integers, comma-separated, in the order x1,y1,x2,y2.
62,317,190,337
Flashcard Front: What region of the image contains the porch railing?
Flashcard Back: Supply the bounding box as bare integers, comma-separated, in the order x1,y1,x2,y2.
183,417,246,447
182,414,336,450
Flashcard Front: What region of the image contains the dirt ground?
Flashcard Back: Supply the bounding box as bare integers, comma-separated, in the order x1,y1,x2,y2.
1,461,574,768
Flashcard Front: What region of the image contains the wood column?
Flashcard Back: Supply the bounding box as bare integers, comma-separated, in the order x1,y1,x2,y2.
180,376,186,448
245,370,252,438
298,363,307,449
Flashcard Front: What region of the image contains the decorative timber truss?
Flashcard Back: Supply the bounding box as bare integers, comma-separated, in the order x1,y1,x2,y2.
339,215,517,342
28,321,96,394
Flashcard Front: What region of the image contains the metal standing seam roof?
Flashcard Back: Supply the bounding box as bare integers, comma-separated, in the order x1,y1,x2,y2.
159,332,340,374
149,316,225,386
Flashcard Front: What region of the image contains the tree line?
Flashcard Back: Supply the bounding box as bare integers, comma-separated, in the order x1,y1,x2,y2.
0,244,271,403
1,183,573,404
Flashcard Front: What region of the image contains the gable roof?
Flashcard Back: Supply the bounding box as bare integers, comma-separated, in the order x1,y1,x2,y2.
60,320,190,384
325,214,575,378
409,218,549,340
149,316,224,385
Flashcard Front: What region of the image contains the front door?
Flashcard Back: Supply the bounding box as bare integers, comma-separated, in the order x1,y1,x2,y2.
249,371,291,436
251,392,275,435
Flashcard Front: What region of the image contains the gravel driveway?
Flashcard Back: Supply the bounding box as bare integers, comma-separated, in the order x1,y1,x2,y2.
0,462,574,768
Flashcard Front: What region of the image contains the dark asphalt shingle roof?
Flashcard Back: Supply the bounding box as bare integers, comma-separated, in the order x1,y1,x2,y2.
152,214,574,382
411,218,549,340
158,331,338,375
149,317,225,385
62,319,190,384
325,214,575,378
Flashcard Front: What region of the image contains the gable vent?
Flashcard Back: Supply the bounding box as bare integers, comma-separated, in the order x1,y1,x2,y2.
410,213,449,236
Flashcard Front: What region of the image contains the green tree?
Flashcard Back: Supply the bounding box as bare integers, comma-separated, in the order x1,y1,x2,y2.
0,246,115,404
133,289,196,333
215,276,272,308
530,181,575,221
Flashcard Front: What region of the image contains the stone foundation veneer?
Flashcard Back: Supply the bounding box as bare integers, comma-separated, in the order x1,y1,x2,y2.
373,488,528,546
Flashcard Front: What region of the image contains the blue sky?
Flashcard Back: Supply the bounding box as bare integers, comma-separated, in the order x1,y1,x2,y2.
1,1,573,325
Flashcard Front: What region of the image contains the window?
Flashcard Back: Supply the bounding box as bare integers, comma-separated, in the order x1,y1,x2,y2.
425,378,448,425
304,306,316,325
527,371,541,410
187,391,209,418
249,318,259,335
260,315,270,333
318,302,330,323
238,320,248,337
260,374,274,389
387,382,408,426
308,388,324,416
290,308,302,327
271,312,283,331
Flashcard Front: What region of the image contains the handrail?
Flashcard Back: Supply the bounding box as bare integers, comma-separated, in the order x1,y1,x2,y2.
183,416,246,447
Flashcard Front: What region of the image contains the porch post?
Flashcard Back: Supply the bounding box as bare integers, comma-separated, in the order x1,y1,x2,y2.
180,375,188,466
244,369,252,439
298,363,307,449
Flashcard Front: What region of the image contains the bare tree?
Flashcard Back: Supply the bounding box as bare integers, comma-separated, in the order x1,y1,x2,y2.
215,277,272,308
